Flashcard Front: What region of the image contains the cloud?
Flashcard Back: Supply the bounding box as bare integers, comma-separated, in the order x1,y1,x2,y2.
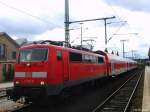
0,17,49,34
0,16,61,41
0,0,149,58
32,28,65,41
0,0,64,38
104,0,150,12
140,43,149,48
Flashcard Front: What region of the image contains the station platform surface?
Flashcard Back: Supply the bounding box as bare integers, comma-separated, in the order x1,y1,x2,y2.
142,66,150,112
0,82,13,89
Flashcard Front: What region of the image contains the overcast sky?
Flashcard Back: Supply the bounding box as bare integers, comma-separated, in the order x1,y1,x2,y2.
0,0,149,58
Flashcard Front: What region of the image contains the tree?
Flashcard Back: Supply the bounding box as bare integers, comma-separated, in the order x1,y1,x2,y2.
2,64,14,82
105,48,108,53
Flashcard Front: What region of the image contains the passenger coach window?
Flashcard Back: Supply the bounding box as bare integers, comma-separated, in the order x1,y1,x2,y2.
56,50,62,60
98,57,104,63
69,52,82,62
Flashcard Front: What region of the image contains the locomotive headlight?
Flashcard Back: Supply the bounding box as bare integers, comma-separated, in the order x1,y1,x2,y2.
40,81,45,85
15,81,20,84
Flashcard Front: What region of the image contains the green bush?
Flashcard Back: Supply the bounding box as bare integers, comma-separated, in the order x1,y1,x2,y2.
2,64,7,81
8,64,14,81
2,64,14,82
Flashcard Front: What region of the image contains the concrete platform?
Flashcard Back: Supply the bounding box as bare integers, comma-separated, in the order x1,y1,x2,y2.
0,82,13,89
142,66,150,112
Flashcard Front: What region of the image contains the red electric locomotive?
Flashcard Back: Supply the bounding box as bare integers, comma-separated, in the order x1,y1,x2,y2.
10,41,107,101
8,40,137,102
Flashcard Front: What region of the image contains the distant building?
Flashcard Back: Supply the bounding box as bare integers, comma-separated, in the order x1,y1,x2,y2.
0,32,20,61
148,47,150,60
15,38,27,46
0,32,20,82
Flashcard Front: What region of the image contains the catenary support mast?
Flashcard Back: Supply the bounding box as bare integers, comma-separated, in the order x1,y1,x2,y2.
65,0,70,47
65,0,115,47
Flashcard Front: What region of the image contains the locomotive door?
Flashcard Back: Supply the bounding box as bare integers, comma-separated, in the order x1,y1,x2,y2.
62,51,69,81
111,62,115,75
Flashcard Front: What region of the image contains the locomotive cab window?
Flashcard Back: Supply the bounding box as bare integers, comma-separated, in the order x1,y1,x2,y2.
56,50,62,60
20,48,48,62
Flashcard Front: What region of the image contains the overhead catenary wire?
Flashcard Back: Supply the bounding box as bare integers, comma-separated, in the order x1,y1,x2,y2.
104,0,140,36
107,21,127,42
0,0,62,28
104,0,142,58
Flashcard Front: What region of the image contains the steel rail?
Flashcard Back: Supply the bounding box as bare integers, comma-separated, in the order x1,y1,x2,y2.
92,69,142,112
0,87,13,98
123,69,144,112
9,103,31,112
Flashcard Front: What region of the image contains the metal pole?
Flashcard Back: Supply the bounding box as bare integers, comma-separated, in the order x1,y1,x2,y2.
132,50,133,59
123,42,125,58
104,19,107,45
68,16,115,46
132,50,137,59
65,0,70,47
80,23,83,49
120,40,128,58
69,16,115,24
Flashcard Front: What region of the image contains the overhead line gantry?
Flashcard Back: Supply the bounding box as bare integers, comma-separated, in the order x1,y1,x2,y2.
65,0,115,48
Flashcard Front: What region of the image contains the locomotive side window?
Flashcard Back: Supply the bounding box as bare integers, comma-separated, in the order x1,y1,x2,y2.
98,57,104,63
92,56,97,63
69,52,82,62
56,50,62,60
82,55,90,62
20,48,48,62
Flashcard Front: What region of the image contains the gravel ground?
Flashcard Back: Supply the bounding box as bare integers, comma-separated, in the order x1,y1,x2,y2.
0,82,13,89
0,98,23,112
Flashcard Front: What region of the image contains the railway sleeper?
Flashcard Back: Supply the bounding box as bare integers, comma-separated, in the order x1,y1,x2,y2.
109,100,127,106
102,107,124,112
116,92,133,97
122,87,135,91
113,98,129,102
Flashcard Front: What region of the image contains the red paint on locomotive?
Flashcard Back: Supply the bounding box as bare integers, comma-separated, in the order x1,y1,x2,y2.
9,42,137,102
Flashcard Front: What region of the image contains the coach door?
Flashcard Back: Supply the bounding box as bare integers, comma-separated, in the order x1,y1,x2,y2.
62,51,69,81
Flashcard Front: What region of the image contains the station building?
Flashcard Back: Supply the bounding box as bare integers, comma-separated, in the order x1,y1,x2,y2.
0,32,20,82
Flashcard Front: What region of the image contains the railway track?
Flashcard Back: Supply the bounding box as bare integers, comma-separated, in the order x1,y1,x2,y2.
0,69,143,112
92,69,144,112
0,87,13,98
9,69,141,112
9,103,31,112
0,87,27,112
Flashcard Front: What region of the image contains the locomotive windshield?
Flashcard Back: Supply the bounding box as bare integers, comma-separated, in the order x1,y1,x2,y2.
19,48,48,62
